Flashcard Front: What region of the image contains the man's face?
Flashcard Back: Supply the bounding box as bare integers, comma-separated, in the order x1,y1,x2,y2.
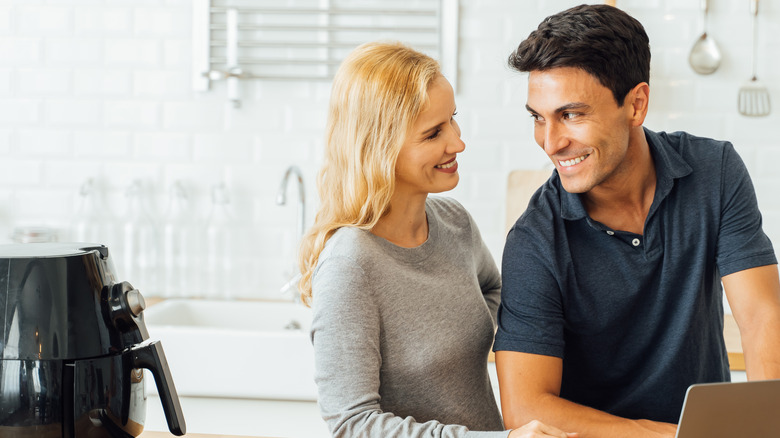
526,67,634,194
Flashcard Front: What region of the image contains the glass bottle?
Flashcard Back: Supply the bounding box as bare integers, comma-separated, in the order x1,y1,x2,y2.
120,180,160,294
162,181,191,298
70,178,110,245
205,183,234,299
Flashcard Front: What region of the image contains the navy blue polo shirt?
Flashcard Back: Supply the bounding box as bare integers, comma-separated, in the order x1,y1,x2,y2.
495,128,777,424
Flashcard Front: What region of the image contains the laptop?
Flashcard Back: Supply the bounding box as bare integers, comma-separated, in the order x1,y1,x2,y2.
676,379,780,437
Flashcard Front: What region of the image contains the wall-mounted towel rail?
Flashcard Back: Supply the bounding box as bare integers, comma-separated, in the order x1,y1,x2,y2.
193,0,459,107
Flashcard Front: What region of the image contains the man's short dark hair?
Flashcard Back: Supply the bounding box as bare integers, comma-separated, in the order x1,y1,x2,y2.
508,4,650,106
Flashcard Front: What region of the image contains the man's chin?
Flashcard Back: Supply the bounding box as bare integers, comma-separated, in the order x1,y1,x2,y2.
559,178,590,194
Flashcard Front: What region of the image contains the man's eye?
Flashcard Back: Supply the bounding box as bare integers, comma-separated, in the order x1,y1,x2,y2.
529,113,542,122
563,112,578,120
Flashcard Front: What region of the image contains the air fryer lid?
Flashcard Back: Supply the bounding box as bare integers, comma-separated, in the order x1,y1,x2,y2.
0,243,150,360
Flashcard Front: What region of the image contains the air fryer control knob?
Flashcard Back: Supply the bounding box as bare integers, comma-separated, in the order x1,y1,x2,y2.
126,288,147,316
107,281,150,343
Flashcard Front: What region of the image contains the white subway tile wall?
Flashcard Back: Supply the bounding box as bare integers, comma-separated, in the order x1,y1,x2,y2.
0,0,778,299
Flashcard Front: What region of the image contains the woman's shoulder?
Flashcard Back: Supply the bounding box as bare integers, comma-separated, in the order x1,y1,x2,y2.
320,226,375,262
426,195,466,213
426,196,471,227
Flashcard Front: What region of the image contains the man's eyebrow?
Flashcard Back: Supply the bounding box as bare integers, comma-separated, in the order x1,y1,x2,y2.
555,102,591,113
525,102,592,114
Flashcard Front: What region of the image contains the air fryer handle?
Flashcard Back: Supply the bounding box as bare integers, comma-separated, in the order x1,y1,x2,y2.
132,340,187,436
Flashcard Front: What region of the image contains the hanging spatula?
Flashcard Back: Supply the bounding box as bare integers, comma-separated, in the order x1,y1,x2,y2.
738,0,771,117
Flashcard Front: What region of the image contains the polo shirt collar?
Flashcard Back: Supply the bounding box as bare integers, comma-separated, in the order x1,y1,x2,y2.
560,127,693,221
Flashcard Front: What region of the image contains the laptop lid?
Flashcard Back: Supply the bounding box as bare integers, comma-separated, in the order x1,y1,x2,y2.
676,379,780,438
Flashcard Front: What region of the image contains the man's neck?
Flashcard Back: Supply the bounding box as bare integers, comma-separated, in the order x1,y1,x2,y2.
582,128,656,235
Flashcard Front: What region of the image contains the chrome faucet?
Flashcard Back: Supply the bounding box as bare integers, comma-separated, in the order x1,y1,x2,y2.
276,165,306,301
276,165,306,241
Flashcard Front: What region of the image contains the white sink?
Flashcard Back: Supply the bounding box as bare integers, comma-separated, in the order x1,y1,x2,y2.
143,298,318,401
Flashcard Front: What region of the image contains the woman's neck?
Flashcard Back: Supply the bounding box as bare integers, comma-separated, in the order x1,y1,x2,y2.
371,193,429,248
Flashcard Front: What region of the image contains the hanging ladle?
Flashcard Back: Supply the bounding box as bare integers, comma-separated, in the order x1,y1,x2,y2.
688,0,721,75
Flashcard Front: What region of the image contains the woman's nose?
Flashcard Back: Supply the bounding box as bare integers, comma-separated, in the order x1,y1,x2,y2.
447,121,466,153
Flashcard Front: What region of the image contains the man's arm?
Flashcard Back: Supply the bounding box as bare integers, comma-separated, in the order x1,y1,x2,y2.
495,351,677,438
723,264,780,380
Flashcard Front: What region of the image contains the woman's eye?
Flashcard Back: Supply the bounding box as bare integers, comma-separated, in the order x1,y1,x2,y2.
426,129,441,140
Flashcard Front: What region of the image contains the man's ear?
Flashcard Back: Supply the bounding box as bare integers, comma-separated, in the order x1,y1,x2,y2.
625,82,650,127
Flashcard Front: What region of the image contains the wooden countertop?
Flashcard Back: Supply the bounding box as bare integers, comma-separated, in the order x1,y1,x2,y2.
140,433,262,438
140,304,743,438
723,313,744,370
488,314,745,371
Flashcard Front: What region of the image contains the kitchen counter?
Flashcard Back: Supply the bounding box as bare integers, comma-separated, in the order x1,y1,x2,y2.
723,313,744,370
138,304,745,438
140,433,260,438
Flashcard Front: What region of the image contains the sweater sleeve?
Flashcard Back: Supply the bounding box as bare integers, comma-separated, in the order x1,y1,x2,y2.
310,255,510,438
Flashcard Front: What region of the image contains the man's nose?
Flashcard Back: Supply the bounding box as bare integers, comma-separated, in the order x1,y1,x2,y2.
543,121,568,156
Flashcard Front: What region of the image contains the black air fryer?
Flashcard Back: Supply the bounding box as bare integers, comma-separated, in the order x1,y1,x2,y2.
0,243,185,438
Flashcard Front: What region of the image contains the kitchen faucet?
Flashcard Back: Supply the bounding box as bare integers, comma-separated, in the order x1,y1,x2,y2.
276,165,306,241
276,165,306,301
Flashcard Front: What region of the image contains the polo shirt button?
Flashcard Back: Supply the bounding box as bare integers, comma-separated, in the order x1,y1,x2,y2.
606,230,615,236
632,238,641,246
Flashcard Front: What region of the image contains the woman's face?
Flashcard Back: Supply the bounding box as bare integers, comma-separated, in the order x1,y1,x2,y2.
394,75,465,200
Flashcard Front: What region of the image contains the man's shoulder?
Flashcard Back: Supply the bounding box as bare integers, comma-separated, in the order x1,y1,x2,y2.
506,174,564,242
519,174,563,220
651,129,734,162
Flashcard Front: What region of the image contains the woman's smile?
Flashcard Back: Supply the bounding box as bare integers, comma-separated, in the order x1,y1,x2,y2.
435,158,458,173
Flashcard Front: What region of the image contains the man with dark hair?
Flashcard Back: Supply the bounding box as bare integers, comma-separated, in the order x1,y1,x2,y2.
494,4,780,438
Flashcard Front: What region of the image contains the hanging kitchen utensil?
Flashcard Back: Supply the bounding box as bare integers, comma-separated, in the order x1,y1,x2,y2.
738,0,771,117
688,0,721,75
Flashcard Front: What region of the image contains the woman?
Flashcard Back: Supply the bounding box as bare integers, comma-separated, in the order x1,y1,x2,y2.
298,42,576,438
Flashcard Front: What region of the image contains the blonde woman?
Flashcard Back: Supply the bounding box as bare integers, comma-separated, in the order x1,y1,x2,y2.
299,42,577,438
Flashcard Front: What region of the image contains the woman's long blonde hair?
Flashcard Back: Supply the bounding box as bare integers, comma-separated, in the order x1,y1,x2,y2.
298,41,441,305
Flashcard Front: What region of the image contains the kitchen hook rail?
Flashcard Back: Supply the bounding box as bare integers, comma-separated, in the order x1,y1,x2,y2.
192,0,459,107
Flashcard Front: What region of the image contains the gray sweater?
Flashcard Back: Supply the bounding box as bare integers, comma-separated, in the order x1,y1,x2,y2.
310,197,510,438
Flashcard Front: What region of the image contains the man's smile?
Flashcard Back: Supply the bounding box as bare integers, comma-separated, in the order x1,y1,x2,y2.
559,154,590,168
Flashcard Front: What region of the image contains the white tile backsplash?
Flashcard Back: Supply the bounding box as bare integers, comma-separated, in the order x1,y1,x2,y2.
0,38,41,65
16,6,71,36
0,98,40,124
18,129,72,157
73,130,132,158
74,7,133,35
104,38,161,67
1,0,778,299
18,68,72,95
104,100,160,128
45,99,101,125
0,128,11,154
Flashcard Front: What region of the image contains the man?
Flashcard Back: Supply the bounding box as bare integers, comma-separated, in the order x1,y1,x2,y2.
494,4,780,438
